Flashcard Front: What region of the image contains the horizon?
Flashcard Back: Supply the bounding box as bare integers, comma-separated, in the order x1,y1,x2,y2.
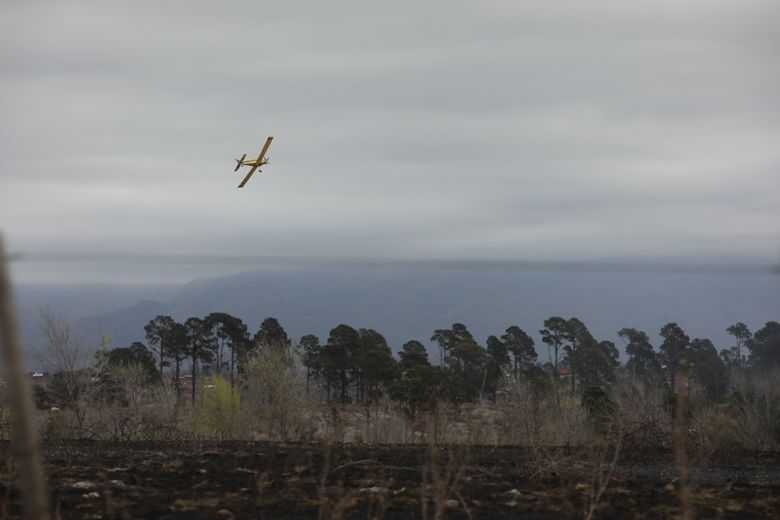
8,250,780,285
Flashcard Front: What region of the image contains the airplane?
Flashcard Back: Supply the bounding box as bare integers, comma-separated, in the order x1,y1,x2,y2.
234,136,273,188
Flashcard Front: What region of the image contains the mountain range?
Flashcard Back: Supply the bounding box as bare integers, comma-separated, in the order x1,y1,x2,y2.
15,266,780,370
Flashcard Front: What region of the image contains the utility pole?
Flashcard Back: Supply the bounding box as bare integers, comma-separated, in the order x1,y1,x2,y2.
0,235,49,519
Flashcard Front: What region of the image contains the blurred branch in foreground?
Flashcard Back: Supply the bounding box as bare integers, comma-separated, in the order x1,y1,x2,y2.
0,237,49,519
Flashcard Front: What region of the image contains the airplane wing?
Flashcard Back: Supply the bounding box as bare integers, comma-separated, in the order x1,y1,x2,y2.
238,164,260,188
256,136,273,164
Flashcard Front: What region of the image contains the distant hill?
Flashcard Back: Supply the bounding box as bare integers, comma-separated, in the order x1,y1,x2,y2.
16,267,780,369
15,283,176,369
74,300,171,347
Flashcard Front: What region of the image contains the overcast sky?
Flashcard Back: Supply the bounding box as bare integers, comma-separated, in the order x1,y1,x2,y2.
2,0,779,283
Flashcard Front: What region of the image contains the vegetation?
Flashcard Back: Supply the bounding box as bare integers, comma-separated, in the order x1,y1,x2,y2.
22,310,780,451
6,311,777,520
196,375,241,440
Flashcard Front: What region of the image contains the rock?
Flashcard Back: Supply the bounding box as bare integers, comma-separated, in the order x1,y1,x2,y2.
359,486,388,494
70,481,95,490
201,451,221,457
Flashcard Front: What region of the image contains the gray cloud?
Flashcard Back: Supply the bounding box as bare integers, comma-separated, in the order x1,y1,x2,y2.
2,0,779,282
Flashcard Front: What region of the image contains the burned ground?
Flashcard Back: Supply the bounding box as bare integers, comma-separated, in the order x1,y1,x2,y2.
2,441,780,518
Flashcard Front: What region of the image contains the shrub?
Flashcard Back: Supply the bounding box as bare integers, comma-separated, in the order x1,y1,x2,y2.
242,345,313,441
726,370,780,451
196,376,241,440
612,375,672,451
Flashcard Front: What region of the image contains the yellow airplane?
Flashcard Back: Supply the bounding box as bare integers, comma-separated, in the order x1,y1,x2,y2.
234,136,273,188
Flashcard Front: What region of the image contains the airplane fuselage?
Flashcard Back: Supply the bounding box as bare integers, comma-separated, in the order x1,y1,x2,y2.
238,158,269,167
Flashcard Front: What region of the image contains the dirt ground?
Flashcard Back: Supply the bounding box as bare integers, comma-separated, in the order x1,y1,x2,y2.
2,441,779,519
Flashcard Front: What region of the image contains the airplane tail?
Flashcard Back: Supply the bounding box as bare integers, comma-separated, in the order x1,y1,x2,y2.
234,154,247,172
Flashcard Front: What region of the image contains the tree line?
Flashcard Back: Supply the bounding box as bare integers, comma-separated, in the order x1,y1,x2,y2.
96,312,780,414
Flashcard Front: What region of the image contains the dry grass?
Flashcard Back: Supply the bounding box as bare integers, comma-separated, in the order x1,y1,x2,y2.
583,416,625,520
420,443,469,520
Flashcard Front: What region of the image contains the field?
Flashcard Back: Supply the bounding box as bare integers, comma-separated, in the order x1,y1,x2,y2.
2,441,780,519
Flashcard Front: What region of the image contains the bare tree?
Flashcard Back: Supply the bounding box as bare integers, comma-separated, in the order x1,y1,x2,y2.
40,309,90,373
38,310,110,437
242,344,310,441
